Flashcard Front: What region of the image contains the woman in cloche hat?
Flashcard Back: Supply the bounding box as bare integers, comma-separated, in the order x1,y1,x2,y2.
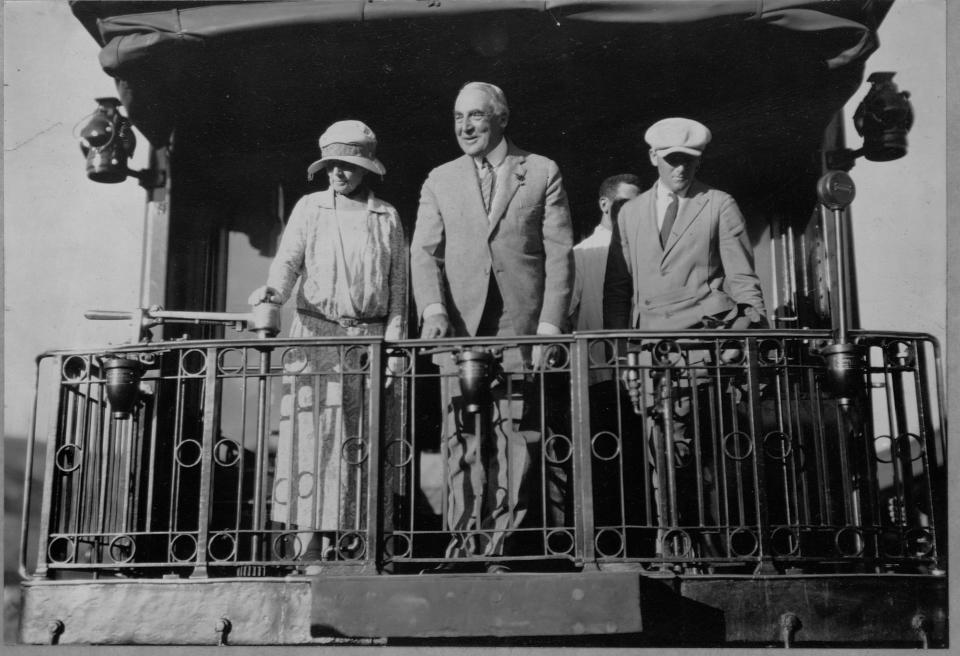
249,120,405,574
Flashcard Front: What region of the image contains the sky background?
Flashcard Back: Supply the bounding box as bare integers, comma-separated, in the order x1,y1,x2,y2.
1,3,948,434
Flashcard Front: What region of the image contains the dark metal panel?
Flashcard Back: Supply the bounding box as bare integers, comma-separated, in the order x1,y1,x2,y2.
310,572,643,637
680,574,948,646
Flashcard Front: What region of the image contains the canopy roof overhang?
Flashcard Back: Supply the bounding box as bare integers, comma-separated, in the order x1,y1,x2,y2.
70,0,893,228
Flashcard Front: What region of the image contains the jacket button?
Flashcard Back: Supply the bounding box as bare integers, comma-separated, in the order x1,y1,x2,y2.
645,300,651,306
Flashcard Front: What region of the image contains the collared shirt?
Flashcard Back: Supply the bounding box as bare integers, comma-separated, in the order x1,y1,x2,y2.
655,180,692,231
472,136,508,174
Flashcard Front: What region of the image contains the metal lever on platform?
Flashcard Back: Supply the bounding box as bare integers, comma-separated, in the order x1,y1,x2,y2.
85,304,281,342
816,171,864,400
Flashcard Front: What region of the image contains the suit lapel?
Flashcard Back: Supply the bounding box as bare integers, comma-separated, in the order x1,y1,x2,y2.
662,182,707,259
486,146,526,240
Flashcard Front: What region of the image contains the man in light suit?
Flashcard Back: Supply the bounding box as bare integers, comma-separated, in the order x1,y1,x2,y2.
603,118,766,558
411,82,574,571
603,117,765,332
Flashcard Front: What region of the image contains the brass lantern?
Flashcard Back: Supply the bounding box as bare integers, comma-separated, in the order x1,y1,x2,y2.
79,97,137,183
853,72,914,162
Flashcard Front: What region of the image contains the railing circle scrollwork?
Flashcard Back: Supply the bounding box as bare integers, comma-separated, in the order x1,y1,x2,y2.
591,431,621,461
593,528,624,559
762,431,793,460
272,477,289,505
902,433,924,462
652,340,682,367
719,339,746,364
54,443,83,473
62,355,89,382
170,533,198,562
341,437,368,466
873,433,923,463
208,531,237,562
590,338,618,367
47,536,75,564
873,435,893,463
546,529,575,556
384,532,412,559
834,527,865,557
544,434,572,465
175,439,203,468
729,527,759,557
722,431,754,461
462,532,491,556
214,438,241,467
295,471,316,499
179,349,208,376
770,526,800,556
338,532,367,560
109,534,136,563
217,348,247,374
540,343,570,370
342,346,370,373
758,339,786,365
385,439,413,468
904,528,935,558
661,529,693,558
883,340,916,368
281,347,309,373
272,532,303,561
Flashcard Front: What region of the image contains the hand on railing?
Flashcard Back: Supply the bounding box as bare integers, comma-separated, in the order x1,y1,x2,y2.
248,286,283,306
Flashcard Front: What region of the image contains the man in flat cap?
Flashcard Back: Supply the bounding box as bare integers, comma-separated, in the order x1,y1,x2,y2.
411,82,574,572
603,117,765,332
603,117,767,559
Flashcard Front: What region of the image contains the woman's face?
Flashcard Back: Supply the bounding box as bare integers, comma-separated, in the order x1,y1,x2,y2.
325,160,366,196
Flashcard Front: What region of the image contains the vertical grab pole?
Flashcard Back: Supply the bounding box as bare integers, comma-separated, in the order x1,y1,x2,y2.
817,171,865,554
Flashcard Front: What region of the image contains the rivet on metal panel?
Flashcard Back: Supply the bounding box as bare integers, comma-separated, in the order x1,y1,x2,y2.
779,612,801,648
48,620,64,645
911,613,930,649
215,617,232,646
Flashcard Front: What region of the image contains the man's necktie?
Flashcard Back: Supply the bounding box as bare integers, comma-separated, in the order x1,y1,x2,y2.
660,192,678,247
480,158,495,213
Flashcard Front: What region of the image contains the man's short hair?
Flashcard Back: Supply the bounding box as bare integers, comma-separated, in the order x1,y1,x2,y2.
599,173,641,201
459,81,509,118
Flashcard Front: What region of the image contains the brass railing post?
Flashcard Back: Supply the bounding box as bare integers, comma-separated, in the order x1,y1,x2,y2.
745,337,776,574
190,346,220,578
366,340,383,573
572,336,595,566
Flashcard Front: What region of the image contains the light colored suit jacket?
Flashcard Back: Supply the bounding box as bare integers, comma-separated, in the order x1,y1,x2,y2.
411,141,574,337
604,180,765,330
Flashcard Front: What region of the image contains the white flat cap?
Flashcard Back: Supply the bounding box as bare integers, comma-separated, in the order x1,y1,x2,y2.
645,118,712,157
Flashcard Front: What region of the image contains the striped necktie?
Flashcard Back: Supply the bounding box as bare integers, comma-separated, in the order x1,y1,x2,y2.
480,158,495,213
660,192,678,247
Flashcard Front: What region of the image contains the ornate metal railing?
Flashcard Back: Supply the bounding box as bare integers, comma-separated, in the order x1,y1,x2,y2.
20,330,946,579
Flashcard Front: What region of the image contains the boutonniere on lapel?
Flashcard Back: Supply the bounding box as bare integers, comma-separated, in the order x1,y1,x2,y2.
514,170,526,185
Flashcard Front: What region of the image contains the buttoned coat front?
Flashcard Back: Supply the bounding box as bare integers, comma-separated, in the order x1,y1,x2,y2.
604,179,765,330
410,141,574,337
